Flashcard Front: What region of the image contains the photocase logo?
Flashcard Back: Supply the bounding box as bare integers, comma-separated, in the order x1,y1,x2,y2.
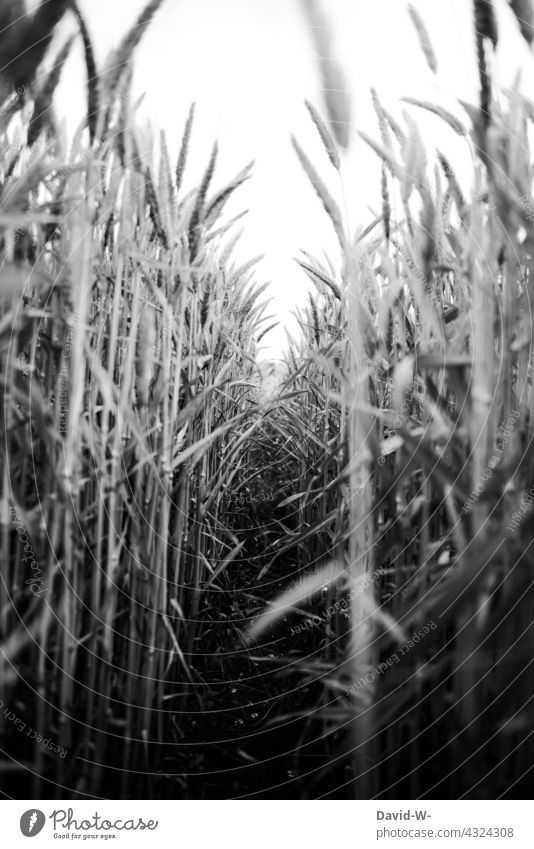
20,810,46,837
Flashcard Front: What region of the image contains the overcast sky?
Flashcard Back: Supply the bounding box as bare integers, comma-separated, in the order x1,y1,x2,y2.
43,0,534,358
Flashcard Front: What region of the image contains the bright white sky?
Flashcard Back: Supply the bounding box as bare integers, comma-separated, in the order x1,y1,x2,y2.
40,0,534,358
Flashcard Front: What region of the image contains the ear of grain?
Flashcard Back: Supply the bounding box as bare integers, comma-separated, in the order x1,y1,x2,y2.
144,165,169,247
305,99,340,170
291,135,345,248
296,257,342,300
437,150,466,215
358,130,401,178
70,1,100,142
175,102,196,196
401,97,467,136
301,0,351,149
408,4,438,73
27,36,75,146
188,141,218,261
205,159,254,223
381,163,391,242
105,0,165,98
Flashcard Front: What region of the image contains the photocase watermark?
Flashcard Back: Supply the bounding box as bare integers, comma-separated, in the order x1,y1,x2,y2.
20,809,46,837
0,699,67,759
345,620,437,696
50,807,158,835
187,469,288,508
19,807,159,839
402,248,453,314
9,504,46,597
225,490,276,506
378,387,423,465
290,569,389,637
506,483,534,534
462,411,520,515
54,311,80,434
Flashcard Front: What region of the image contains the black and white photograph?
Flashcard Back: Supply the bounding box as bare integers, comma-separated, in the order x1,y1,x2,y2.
0,0,534,834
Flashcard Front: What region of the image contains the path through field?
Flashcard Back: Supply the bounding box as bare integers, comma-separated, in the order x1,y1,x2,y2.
176,414,350,799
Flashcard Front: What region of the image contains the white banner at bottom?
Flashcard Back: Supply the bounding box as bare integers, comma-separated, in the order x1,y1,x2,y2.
0,800,532,848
